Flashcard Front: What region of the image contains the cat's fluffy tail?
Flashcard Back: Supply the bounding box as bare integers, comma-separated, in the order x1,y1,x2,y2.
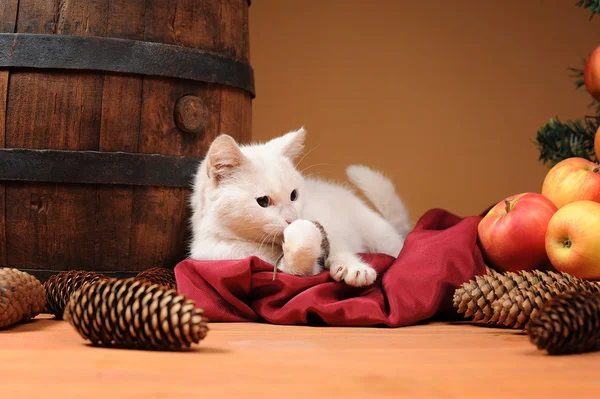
346,165,411,236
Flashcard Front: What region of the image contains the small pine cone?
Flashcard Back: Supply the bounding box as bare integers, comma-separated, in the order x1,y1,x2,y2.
134,267,177,290
0,268,46,329
527,290,600,355
493,279,600,329
63,278,209,350
44,270,108,319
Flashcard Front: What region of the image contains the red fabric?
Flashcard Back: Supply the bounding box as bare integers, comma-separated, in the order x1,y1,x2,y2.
174,208,487,327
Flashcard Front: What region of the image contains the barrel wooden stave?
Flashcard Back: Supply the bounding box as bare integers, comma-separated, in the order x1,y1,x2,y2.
0,0,11,267
0,0,252,279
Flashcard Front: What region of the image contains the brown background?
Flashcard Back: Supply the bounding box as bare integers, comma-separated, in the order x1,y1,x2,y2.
247,0,600,223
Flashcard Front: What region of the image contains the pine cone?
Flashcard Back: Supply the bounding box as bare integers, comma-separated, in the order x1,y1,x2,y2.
0,268,46,329
453,268,546,322
63,278,209,350
453,273,512,322
527,290,600,355
44,270,108,319
493,279,600,329
454,268,594,324
134,267,177,290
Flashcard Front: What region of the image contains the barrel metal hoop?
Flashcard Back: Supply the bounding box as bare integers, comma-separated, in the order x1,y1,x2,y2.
0,148,201,188
0,33,255,97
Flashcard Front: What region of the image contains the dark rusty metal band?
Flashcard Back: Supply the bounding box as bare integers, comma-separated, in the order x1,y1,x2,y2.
0,149,200,188
0,33,255,97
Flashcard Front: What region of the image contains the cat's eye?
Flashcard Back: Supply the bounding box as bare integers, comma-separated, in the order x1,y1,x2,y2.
256,196,270,208
290,189,298,201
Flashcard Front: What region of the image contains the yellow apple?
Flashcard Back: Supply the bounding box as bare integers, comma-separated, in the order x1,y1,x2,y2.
545,200,600,280
541,157,600,209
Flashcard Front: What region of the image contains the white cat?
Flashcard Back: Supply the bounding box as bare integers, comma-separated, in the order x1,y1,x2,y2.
188,127,411,287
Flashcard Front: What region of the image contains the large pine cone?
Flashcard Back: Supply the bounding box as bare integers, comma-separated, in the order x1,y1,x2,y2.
528,290,600,355
453,271,522,323
44,270,108,319
64,277,209,350
454,267,600,326
0,268,46,329
134,267,177,290
493,279,600,329
454,267,566,323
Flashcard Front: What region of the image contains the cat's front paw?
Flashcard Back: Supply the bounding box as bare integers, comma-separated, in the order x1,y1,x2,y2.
327,253,377,287
279,220,323,276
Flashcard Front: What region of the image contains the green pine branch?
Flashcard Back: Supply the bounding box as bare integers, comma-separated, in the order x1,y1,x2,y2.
568,64,585,90
568,59,600,112
577,0,600,18
535,117,599,167
533,1,600,167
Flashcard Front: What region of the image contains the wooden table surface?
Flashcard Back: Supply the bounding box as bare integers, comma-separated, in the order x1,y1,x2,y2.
1,314,599,398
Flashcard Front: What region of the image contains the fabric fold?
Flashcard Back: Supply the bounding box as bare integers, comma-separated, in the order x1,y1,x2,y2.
174,208,487,327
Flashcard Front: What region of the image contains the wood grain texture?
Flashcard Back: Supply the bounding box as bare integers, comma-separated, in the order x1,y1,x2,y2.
0,0,20,267
2,318,599,398
0,72,8,267
5,1,108,271
144,0,220,50
0,0,19,33
127,0,240,271
220,85,253,145
219,0,250,62
5,183,98,268
0,0,252,276
94,72,142,270
94,0,146,271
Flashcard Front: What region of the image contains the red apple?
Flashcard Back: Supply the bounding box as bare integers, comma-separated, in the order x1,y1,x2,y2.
541,157,600,208
477,192,558,272
595,126,600,160
584,45,600,102
545,200,600,280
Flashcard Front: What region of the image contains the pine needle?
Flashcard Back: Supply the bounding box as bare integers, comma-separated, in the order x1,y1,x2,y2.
534,117,599,167
576,0,600,19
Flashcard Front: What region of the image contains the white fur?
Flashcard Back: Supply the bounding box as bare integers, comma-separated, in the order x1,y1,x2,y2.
280,220,323,276
346,165,412,236
188,127,411,287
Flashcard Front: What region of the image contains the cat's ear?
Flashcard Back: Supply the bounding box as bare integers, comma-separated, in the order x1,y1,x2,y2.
269,126,306,161
205,134,245,182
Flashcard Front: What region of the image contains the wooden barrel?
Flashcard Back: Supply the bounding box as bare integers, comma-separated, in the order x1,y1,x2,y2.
0,0,254,282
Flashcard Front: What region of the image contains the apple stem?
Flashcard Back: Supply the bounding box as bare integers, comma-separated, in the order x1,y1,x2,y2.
504,198,513,213
563,238,572,249
594,165,600,173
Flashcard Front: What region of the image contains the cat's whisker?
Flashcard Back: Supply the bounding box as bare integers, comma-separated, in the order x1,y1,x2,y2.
299,163,333,175
234,226,264,234
256,232,270,258
294,144,320,169
266,230,283,280
269,230,277,257
301,170,335,179
272,252,284,280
